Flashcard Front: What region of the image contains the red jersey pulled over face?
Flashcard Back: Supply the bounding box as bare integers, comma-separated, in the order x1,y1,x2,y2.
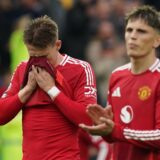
0,54,97,160
104,58,160,160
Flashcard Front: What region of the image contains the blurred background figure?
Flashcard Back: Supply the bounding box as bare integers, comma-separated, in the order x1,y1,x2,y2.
85,20,128,105
61,0,92,60
9,15,30,72
0,0,14,72
79,129,112,160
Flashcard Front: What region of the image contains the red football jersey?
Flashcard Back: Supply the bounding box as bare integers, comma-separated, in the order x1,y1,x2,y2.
79,129,111,160
104,58,160,160
0,54,97,160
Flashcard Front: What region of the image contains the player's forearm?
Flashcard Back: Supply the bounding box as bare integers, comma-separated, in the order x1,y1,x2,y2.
104,124,160,149
0,94,23,125
123,128,160,150
102,123,124,143
0,85,34,125
53,92,92,126
18,86,35,103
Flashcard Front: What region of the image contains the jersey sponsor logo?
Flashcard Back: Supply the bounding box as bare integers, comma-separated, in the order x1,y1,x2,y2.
84,86,97,98
112,87,121,97
138,86,151,101
120,105,133,124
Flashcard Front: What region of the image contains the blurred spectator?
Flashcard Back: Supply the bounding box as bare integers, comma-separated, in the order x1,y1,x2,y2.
95,0,113,20
9,15,30,72
86,20,128,105
0,0,15,71
144,0,160,9
47,0,74,37
110,0,142,41
14,0,48,18
61,0,92,60
88,0,113,39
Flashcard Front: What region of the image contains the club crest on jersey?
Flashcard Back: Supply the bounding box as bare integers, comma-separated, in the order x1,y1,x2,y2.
138,86,151,101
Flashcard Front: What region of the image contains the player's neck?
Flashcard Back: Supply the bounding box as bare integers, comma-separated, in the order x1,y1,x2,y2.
54,53,64,67
130,54,157,74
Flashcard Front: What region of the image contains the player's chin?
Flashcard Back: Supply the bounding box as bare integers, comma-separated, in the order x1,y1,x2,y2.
127,52,141,59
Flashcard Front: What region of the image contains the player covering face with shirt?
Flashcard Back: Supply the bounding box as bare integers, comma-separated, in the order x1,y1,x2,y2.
0,15,97,159
80,5,160,160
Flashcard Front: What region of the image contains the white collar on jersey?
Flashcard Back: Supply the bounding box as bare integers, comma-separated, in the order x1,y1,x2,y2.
149,58,160,72
59,54,68,66
127,58,160,72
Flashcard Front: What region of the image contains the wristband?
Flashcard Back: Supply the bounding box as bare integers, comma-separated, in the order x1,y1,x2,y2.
47,86,60,99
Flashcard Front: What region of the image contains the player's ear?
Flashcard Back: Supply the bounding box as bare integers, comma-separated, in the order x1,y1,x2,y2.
55,40,62,51
153,33,160,48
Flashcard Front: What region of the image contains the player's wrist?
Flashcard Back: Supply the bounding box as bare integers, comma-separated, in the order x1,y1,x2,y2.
18,86,34,103
47,86,60,100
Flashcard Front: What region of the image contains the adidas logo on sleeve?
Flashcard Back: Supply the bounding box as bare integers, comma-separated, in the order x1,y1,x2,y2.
112,87,121,97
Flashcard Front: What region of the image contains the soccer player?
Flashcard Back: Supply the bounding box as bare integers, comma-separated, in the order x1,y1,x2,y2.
0,15,97,159
79,5,160,160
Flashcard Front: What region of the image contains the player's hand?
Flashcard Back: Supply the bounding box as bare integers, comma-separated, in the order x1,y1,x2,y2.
18,70,37,103
79,118,114,136
104,105,113,119
26,70,37,92
86,104,113,125
32,65,55,92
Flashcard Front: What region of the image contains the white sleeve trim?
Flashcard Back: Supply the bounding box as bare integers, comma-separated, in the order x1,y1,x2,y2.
124,128,160,141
